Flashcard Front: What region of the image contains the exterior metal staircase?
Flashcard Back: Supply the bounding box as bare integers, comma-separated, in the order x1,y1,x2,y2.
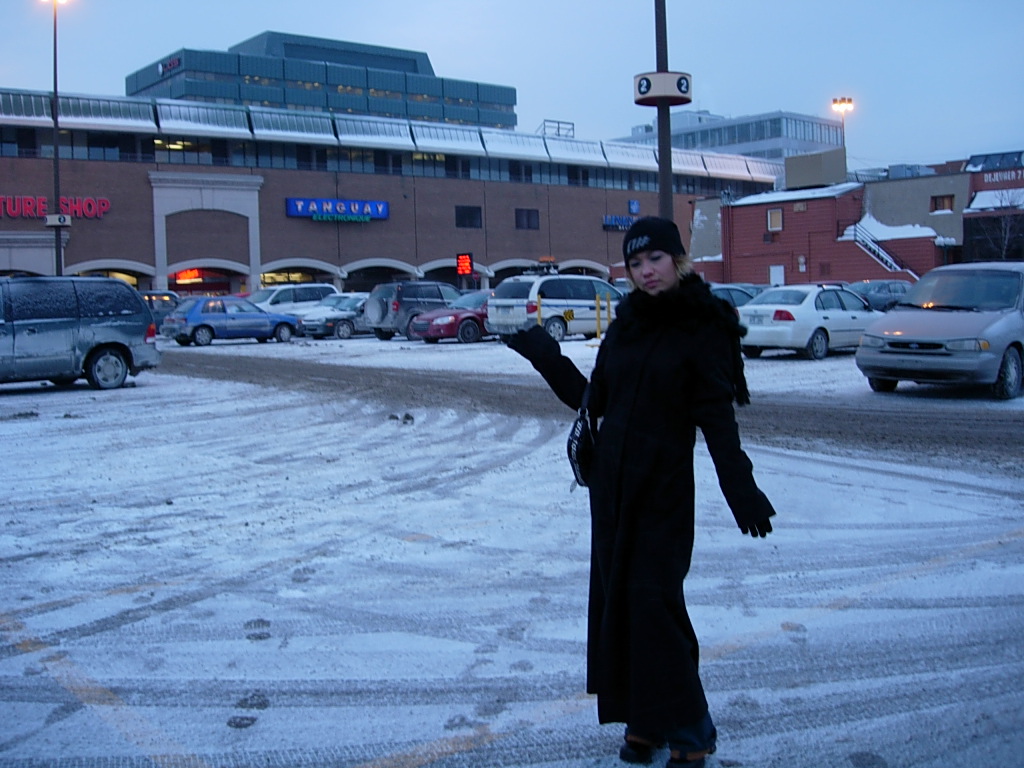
850,223,919,279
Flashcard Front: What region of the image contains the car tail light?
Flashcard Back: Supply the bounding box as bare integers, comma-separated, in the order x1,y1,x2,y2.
772,309,796,322
145,323,157,343
526,301,538,314
391,300,400,313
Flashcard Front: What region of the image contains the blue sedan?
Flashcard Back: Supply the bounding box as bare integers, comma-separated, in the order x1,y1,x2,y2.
160,296,298,346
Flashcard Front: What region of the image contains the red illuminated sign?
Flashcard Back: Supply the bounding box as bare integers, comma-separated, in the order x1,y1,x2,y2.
176,268,201,281
0,196,110,219
456,252,473,276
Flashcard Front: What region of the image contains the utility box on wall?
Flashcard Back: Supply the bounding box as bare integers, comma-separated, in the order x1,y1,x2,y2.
785,148,847,190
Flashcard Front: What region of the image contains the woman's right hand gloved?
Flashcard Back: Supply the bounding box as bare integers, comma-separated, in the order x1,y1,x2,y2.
507,325,560,364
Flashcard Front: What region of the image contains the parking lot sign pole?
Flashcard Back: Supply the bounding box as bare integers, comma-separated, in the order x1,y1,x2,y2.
635,0,693,221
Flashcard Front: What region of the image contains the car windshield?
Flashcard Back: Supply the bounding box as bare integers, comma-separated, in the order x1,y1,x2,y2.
337,295,364,310
450,291,490,309
319,295,349,308
248,288,273,303
492,281,533,299
171,298,199,315
899,271,1021,311
747,288,810,306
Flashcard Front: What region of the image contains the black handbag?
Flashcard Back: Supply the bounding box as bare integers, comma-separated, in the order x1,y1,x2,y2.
566,382,595,491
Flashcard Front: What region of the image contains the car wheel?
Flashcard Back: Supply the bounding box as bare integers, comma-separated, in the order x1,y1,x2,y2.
85,347,128,390
457,319,482,343
992,347,1022,400
543,317,567,342
742,346,763,359
334,320,354,340
192,326,214,346
803,328,829,360
868,377,898,393
405,316,421,340
274,324,293,343
373,328,395,341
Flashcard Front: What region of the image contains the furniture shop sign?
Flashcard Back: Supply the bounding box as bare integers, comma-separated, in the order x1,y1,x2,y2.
286,197,389,223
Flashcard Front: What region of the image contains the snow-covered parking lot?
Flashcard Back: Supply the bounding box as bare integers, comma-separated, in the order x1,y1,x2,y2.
1,337,1022,768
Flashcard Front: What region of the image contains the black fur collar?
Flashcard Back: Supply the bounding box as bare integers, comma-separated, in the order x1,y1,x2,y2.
616,274,747,339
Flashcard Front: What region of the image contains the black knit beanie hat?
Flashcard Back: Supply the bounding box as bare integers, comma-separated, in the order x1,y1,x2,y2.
622,216,686,261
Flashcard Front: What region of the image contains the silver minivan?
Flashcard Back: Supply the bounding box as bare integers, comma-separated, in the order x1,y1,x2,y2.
855,262,1024,399
0,276,161,389
248,283,339,316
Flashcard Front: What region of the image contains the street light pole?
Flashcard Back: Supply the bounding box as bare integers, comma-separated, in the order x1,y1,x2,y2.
634,0,692,222
831,97,854,147
654,0,673,220
46,0,67,276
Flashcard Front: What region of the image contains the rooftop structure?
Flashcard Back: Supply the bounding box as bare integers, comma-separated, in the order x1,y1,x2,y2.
124,32,518,130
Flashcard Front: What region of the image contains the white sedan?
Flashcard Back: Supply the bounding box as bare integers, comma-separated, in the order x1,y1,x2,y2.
737,284,880,359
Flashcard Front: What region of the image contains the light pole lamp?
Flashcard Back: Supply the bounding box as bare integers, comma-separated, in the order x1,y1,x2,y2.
831,97,854,147
44,0,70,276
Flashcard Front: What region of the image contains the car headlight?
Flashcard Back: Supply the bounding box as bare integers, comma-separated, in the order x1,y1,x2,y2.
432,315,455,325
859,334,885,348
946,338,989,352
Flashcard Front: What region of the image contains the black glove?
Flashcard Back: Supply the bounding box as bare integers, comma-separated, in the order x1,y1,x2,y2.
740,516,773,538
507,325,560,365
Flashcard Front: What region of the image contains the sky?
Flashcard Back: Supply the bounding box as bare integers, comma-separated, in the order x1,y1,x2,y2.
2,337,1022,765
3,0,1022,171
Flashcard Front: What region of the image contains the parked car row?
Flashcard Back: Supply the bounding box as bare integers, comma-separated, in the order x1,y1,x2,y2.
1,265,1018,401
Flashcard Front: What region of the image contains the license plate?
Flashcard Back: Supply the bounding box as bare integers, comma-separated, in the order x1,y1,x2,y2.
747,315,764,325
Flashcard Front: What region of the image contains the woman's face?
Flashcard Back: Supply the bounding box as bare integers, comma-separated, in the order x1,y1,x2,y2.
626,250,680,295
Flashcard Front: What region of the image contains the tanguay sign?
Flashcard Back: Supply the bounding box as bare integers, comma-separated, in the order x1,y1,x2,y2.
286,198,389,223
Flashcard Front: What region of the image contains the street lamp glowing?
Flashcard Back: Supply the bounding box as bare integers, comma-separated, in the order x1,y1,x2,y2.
831,97,854,117
831,97,854,147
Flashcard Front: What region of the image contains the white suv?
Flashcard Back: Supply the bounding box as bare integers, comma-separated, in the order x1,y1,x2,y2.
485,272,623,342
248,283,339,316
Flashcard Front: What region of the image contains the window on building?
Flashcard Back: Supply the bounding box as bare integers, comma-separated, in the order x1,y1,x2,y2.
767,208,783,232
515,208,540,230
567,165,590,187
931,194,955,212
509,160,533,183
445,155,471,180
455,206,482,228
374,150,402,175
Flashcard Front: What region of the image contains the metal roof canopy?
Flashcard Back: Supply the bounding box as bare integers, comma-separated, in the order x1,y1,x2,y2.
334,114,415,150
410,122,487,156
479,129,549,161
602,142,659,172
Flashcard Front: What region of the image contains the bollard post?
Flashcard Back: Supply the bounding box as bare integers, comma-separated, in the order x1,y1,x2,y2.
595,294,602,339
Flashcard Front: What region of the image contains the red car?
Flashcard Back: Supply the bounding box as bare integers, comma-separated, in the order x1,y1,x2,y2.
409,289,493,343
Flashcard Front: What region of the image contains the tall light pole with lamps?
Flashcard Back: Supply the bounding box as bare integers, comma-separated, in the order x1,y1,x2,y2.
831,96,854,147
43,0,71,277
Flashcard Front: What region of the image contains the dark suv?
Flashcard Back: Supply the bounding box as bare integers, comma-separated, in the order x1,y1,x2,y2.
364,281,463,340
0,276,161,389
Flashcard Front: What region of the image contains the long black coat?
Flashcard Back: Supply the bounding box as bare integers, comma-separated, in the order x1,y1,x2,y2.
525,274,776,737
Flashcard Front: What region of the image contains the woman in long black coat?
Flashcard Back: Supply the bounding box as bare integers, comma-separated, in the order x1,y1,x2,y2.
509,217,776,767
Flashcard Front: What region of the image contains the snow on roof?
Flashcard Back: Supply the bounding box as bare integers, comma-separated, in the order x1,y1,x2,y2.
730,181,862,207
840,213,937,241
964,188,1024,213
